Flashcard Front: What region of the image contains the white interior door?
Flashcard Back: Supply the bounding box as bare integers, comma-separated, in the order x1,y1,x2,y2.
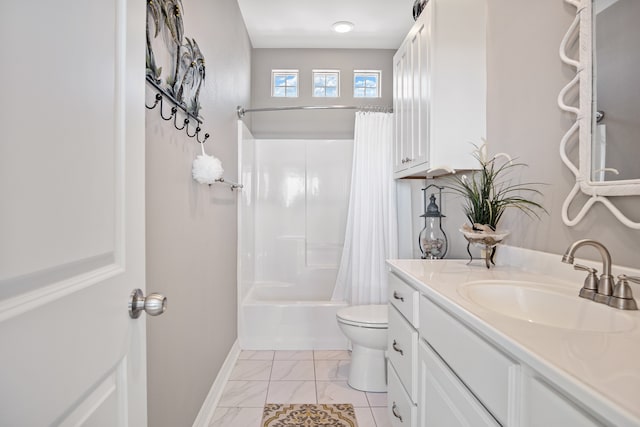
0,0,147,425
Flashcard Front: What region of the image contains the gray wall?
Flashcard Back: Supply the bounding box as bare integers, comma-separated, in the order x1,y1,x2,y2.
250,49,394,139
412,0,640,267
145,0,251,426
250,3,640,267
430,0,640,268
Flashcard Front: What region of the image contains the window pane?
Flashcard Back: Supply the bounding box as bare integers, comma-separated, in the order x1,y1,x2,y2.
312,71,339,97
354,71,380,97
272,70,299,97
286,75,297,85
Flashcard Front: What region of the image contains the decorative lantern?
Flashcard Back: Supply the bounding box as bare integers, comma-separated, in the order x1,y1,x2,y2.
418,185,448,259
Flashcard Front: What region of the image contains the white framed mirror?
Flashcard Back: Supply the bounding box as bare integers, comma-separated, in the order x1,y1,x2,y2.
559,0,640,228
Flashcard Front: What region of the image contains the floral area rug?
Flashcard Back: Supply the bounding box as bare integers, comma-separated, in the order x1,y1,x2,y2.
262,403,358,427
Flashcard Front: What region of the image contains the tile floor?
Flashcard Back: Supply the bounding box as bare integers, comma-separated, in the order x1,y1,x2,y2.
210,350,391,427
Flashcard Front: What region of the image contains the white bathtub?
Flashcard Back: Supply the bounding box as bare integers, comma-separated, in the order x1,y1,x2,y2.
237,133,353,350
239,284,349,350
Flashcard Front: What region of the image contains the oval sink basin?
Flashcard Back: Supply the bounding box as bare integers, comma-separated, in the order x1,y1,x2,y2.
458,281,635,333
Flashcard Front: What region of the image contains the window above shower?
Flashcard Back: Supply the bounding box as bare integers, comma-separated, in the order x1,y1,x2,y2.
353,70,381,98
313,70,340,97
272,69,299,97
270,67,383,99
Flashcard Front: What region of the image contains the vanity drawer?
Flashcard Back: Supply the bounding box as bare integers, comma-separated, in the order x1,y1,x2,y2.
388,305,418,402
388,272,419,327
388,361,417,427
419,296,516,426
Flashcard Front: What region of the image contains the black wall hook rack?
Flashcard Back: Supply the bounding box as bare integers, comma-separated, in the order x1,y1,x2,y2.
145,76,210,144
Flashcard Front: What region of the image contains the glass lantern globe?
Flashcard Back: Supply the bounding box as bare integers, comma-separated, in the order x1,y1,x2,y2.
418,192,448,259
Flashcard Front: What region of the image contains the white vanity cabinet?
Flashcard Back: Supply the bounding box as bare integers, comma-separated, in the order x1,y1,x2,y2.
393,0,486,178
387,273,419,426
387,268,626,427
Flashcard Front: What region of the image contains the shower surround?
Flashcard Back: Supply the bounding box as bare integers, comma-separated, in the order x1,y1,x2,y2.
238,122,352,349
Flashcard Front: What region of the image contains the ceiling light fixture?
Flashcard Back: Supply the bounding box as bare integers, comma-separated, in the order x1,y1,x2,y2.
332,21,354,34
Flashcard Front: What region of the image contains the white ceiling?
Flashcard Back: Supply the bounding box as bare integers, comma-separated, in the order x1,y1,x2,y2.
236,0,416,49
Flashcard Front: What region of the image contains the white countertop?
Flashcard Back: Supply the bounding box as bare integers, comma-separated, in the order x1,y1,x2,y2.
387,252,640,426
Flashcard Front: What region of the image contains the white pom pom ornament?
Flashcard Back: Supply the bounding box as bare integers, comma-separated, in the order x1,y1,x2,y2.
192,143,224,185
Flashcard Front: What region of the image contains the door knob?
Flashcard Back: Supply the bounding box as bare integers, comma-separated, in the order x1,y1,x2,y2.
129,288,167,319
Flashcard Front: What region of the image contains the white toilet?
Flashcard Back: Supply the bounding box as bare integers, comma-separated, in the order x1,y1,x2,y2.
336,304,388,392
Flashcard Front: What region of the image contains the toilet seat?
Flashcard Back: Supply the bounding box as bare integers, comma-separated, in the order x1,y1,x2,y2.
336,304,388,329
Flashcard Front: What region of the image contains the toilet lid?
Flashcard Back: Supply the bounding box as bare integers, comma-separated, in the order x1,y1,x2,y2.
336,304,388,327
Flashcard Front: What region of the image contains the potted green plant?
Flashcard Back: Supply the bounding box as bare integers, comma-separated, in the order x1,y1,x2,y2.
447,142,547,267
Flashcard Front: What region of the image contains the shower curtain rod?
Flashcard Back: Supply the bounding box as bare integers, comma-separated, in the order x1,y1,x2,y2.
236,104,392,118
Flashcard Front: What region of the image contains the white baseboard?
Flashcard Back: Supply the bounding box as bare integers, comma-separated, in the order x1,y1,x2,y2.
192,339,241,427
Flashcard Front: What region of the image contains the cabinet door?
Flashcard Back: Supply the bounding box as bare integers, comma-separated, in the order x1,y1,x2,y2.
409,16,429,168
419,340,499,427
522,374,607,427
420,296,515,425
393,48,408,173
393,13,429,175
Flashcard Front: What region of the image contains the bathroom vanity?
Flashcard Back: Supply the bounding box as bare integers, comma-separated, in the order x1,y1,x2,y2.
386,249,640,427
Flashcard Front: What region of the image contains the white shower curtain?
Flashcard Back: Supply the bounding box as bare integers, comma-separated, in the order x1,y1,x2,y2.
332,111,398,305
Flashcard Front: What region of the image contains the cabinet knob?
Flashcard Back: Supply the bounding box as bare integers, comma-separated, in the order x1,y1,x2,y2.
393,291,404,302
392,402,403,422
392,339,404,356
400,157,414,165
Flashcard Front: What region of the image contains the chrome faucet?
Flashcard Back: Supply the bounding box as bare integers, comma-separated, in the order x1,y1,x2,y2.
561,239,614,304
562,239,638,310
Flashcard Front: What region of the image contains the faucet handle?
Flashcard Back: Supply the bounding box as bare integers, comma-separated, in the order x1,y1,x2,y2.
624,275,640,285
608,275,638,310
574,264,597,274
574,264,598,299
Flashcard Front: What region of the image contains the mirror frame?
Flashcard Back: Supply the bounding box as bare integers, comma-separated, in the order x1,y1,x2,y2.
559,0,640,228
